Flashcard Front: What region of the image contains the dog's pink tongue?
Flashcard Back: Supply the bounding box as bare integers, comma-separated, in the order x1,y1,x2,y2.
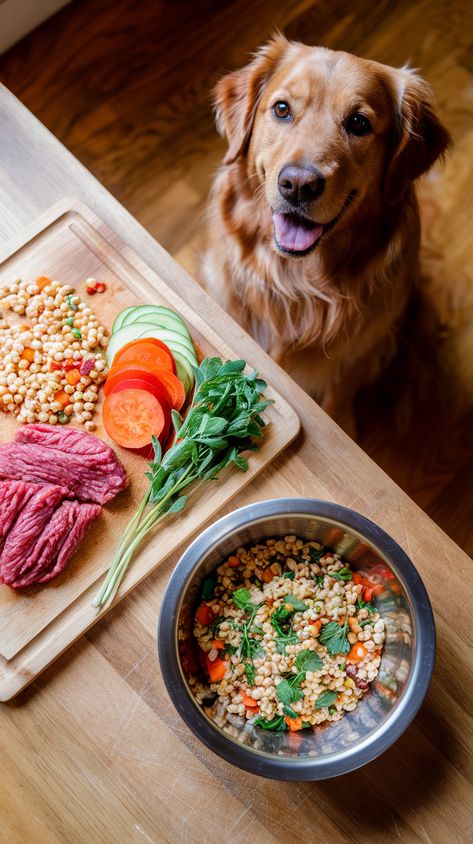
273,213,323,252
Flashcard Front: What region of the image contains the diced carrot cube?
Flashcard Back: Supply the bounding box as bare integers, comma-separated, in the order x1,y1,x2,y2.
285,716,303,731
65,368,81,386
36,276,52,290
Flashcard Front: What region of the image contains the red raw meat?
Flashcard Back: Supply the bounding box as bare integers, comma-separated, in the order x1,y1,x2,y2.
0,426,126,590
0,484,68,584
0,425,127,504
36,501,101,585
9,500,101,588
0,480,37,539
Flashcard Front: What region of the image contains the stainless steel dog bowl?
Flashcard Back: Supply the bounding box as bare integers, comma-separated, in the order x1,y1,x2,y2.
158,499,435,780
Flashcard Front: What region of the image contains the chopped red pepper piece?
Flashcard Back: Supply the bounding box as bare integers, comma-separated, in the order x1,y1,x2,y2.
195,602,214,626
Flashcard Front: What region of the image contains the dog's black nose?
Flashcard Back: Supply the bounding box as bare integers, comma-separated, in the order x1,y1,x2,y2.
278,165,325,203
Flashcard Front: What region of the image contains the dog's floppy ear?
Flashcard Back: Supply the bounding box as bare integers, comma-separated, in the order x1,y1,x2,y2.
384,69,452,205
215,34,289,165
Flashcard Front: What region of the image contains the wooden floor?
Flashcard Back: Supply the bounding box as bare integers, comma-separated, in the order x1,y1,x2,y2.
0,0,472,556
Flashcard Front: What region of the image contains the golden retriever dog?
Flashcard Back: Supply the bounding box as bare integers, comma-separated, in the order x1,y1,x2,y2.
201,34,451,435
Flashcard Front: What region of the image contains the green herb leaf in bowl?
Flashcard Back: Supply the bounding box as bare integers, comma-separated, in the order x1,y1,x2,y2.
314,690,338,709
295,649,323,673
319,619,350,656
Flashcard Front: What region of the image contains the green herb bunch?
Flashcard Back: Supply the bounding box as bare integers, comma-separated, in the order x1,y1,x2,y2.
93,358,272,608
231,588,266,683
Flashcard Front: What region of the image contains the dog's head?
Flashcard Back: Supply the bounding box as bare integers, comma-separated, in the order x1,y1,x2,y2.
215,35,451,258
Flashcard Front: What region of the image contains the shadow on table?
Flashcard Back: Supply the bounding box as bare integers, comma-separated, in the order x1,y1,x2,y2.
313,691,456,832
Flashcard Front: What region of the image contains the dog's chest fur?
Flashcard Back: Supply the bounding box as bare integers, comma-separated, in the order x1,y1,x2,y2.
202,168,417,394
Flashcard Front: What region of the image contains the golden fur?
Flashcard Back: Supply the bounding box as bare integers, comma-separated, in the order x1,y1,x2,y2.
201,35,451,434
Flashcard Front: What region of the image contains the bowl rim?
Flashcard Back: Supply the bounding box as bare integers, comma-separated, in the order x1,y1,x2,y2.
157,498,436,780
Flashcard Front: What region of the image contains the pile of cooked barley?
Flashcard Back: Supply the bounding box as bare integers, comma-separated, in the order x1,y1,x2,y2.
0,276,108,430
190,535,385,733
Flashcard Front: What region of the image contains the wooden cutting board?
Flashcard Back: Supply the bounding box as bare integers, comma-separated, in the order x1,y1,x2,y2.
0,199,300,700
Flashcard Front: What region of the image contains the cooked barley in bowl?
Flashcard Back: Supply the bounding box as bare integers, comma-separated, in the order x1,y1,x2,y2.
188,534,385,734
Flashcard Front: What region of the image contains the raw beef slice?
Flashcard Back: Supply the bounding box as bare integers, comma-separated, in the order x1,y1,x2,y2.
0,426,127,505
0,483,68,585
10,500,101,588
0,480,37,539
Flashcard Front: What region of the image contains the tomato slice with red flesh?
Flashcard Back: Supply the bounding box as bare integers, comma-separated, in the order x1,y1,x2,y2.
110,378,171,442
112,339,175,373
102,388,166,449
105,363,186,410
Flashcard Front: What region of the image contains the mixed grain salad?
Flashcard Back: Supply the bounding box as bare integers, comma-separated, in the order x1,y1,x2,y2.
0,276,108,430
190,535,385,732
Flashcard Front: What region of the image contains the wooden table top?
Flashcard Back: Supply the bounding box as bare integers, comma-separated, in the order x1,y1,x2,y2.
0,85,472,844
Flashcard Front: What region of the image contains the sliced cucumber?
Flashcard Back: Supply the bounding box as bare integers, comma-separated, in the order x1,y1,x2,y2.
172,352,194,394
106,321,197,375
121,304,186,322
112,306,137,334
136,326,197,361
120,305,191,335
137,329,197,385
125,313,191,339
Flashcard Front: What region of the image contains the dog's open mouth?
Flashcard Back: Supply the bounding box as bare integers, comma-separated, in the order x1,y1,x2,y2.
272,192,356,257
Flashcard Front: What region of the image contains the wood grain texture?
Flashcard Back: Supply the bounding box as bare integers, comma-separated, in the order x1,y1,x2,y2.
0,0,471,559
0,3,471,841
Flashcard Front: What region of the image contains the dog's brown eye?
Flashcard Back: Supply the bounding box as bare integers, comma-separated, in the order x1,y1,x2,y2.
273,101,291,120
346,112,372,136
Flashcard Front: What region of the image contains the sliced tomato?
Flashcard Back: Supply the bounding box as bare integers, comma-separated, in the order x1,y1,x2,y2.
110,377,171,442
144,366,186,411
104,367,162,398
112,339,175,372
103,388,166,449
106,363,186,410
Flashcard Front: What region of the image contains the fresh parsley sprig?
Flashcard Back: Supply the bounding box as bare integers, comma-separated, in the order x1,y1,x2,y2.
314,690,338,709
276,674,305,707
93,357,272,608
329,566,352,582
252,715,287,731
271,593,308,625
275,649,323,714
231,588,265,683
231,588,258,613
309,546,324,563
271,617,300,653
295,649,323,673
318,617,350,656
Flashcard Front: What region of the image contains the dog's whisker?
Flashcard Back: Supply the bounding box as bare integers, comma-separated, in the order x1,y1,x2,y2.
252,184,266,201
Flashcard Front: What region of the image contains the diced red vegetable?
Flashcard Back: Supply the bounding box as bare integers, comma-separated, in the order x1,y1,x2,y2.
227,556,240,567
205,655,228,683
241,693,259,708
65,368,81,386
285,716,303,731
80,358,96,376
347,643,368,664
195,602,214,626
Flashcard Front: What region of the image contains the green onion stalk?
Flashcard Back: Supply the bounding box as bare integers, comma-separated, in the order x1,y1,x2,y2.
92,357,272,609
